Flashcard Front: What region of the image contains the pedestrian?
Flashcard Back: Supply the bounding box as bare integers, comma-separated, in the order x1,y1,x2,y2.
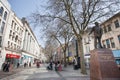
29,62,31,67
36,61,40,68
24,62,27,68
57,61,62,71
5,62,10,72
17,62,20,68
49,61,53,70
2,61,7,72
73,56,78,70
54,61,58,71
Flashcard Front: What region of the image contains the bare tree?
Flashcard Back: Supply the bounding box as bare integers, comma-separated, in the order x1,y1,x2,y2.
44,38,58,62
29,0,120,74
46,23,73,67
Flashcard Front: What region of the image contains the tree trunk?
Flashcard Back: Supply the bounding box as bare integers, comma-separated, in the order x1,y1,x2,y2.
64,47,67,67
77,38,87,74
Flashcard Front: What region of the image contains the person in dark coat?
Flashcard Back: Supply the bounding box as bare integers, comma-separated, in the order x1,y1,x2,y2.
2,62,7,72
17,62,20,68
5,62,10,72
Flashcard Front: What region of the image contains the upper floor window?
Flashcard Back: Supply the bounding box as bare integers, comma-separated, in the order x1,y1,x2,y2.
0,36,2,47
107,24,112,32
118,35,120,43
3,11,7,20
110,38,115,48
114,20,120,28
0,22,5,33
103,27,107,33
0,7,4,16
106,39,110,48
14,23,16,30
11,20,14,28
8,41,10,48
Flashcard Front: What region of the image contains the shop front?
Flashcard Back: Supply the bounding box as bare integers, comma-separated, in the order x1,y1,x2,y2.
5,53,20,67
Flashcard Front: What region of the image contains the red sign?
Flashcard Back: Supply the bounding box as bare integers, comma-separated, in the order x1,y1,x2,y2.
6,54,20,59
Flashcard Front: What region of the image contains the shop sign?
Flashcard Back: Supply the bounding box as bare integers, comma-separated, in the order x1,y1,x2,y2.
6,54,20,59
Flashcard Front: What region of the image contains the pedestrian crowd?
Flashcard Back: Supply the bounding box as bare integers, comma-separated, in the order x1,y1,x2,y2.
47,61,62,71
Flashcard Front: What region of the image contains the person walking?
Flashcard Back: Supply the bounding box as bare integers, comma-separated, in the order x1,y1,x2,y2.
73,56,78,70
17,62,20,68
2,62,7,72
5,62,10,72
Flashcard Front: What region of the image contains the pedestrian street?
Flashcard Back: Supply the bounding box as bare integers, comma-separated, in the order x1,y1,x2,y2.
0,64,90,80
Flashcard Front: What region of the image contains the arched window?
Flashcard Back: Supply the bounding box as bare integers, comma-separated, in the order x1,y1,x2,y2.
0,7,4,16
3,11,7,20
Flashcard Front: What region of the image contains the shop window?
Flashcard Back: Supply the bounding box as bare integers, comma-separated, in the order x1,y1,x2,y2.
0,22,5,33
107,24,112,32
114,20,120,28
118,35,120,43
3,11,7,20
0,36,2,47
106,39,110,48
110,38,115,48
0,7,4,16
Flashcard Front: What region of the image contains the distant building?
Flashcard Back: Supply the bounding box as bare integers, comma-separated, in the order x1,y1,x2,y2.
21,18,41,64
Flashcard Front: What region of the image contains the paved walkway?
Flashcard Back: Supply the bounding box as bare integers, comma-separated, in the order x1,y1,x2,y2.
0,64,90,80
0,64,36,79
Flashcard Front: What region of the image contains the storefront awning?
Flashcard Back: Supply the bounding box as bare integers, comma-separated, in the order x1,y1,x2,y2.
6,54,20,59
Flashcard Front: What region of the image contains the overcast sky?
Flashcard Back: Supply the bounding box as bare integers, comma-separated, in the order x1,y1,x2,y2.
8,0,48,47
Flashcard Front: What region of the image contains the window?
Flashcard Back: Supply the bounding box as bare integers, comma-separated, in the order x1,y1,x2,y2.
0,7,4,16
114,20,120,28
110,38,115,48
0,22,5,33
8,41,10,48
0,19,1,25
17,27,19,31
118,35,120,43
15,35,18,42
106,39,110,48
103,27,107,33
11,43,13,49
107,24,112,31
14,44,16,50
11,21,14,28
0,36,2,47
14,23,16,30
3,11,7,20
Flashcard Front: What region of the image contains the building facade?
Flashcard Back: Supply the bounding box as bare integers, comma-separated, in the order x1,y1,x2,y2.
0,0,11,69
82,12,120,66
0,0,44,69
101,12,120,65
21,18,40,65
